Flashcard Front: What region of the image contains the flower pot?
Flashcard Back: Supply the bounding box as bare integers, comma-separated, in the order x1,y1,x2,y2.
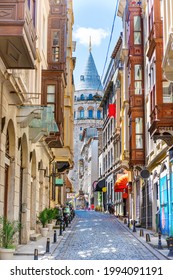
40,227,48,237
0,248,15,260
47,223,53,231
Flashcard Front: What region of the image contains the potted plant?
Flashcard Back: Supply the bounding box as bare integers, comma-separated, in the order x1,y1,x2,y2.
46,208,55,231
37,208,49,237
0,216,21,260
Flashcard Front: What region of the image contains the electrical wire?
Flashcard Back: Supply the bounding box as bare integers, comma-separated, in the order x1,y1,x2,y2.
97,0,120,92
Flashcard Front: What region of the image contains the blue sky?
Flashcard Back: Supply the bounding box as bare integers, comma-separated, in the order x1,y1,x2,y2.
73,0,122,88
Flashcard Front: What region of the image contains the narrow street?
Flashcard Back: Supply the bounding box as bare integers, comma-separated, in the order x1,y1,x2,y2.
54,211,160,260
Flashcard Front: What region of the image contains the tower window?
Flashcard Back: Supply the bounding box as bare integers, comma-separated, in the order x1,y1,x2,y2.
88,110,93,119
80,94,85,100
80,109,84,119
88,94,93,100
97,110,101,119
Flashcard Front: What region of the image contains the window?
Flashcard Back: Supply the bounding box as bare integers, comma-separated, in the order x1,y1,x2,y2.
28,0,30,8
97,110,101,119
80,94,85,100
74,111,76,119
80,109,84,119
108,151,110,168
88,94,93,100
135,118,143,148
28,0,36,26
79,134,82,141
103,131,105,147
52,31,59,62
134,16,141,45
80,127,83,131
88,110,93,118
80,75,84,81
111,148,113,165
163,82,173,103
134,65,142,94
47,85,55,113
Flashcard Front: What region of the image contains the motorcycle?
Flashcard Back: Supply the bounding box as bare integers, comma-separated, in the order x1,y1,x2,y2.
63,205,71,227
55,206,64,226
108,203,115,214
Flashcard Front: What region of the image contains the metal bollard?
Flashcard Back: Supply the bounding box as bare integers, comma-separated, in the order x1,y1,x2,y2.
132,220,136,232
65,219,68,227
59,222,63,236
127,216,130,228
53,230,57,243
140,229,144,236
46,238,50,253
34,249,38,260
158,231,162,249
63,222,66,231
146,233,151,242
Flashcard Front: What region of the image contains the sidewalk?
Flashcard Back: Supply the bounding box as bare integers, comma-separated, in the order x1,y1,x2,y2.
13,218,77,260
113,215,173,260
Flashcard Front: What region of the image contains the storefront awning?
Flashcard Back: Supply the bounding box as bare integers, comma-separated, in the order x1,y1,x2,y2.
114,173,128,192
94,178,106,192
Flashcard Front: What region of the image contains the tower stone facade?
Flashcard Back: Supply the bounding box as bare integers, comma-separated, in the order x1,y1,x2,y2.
69,50,103,194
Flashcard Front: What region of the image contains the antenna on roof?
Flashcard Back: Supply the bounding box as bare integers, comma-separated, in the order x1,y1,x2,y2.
89,36,92,52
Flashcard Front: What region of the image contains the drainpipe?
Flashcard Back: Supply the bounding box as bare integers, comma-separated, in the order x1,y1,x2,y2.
0,72,11,151
49,156,55,208
145,179,148,229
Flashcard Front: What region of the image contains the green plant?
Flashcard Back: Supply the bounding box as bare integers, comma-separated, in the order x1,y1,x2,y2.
46,208,56,223
37,208,48,228
0,216,21,249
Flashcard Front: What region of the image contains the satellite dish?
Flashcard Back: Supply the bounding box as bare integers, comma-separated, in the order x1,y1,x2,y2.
140,169,150,179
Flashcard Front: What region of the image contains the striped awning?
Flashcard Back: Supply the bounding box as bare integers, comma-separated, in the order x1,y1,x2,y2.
114,173,128,192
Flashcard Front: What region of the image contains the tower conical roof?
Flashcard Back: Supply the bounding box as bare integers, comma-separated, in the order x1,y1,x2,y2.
77,51,103,91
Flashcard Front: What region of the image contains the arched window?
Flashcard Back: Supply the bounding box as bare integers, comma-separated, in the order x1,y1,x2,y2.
74,96,77,101
88,94,93,100
74,111,76,119
80,94,85,100
79,109,84,119
88,110,93,119
97,110,101,119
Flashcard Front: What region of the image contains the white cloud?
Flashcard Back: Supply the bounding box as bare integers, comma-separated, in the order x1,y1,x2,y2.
73,27,109,46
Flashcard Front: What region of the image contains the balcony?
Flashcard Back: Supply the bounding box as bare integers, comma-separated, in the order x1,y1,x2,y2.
0,0,36,69
45,131,63,148
148,104,173,146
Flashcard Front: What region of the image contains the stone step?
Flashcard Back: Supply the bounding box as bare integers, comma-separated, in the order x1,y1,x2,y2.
30,233,42,241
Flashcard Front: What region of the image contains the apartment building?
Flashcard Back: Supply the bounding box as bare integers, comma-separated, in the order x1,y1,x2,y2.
115,0,173,235
0,0,74,244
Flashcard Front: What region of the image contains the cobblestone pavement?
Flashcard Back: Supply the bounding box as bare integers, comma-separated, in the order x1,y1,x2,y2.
53,210,164,260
